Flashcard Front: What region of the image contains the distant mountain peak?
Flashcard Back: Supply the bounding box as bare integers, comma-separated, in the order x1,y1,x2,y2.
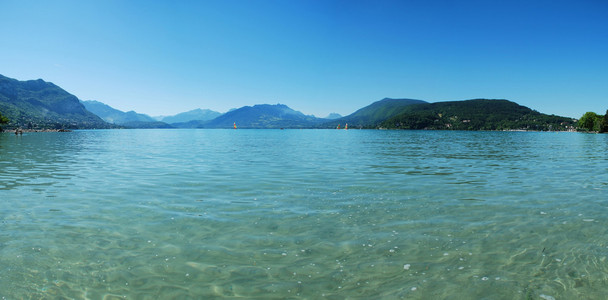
200,103,323,129
325,113,342,119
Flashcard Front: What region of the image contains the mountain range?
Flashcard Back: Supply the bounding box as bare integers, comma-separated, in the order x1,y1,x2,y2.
81,100,158,124
199,104,325,129
0,74,577,131
157,108,221,124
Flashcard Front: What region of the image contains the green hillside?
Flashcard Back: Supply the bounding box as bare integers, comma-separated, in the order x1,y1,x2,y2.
0,111,8,131
327,98,427,128
381,99,576,131
0,75,108,129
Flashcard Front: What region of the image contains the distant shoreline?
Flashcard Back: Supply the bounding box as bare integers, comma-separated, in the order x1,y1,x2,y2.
1,128,72,134
1,127,584,133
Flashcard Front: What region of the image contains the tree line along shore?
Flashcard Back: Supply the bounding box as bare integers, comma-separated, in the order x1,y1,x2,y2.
0,95,607,133
578,110,608,133
1,109,608,133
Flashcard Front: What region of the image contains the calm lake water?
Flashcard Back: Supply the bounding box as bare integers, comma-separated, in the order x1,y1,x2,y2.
1,129,607,299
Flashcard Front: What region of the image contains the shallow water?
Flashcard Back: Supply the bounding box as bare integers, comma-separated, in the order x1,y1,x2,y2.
1,129,607,299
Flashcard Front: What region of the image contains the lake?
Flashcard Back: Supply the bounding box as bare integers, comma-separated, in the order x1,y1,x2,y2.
1,129,607,299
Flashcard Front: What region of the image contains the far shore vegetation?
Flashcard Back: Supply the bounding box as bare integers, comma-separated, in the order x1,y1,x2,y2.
0,111,8,131
578,110,608,133
2,103,608,133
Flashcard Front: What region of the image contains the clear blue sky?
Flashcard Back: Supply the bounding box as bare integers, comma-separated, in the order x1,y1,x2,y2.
1,0,606,118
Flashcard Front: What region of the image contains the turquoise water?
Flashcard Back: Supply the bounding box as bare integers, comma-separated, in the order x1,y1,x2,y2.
1,129,607,299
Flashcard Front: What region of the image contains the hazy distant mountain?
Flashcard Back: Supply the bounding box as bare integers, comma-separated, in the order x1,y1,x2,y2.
201,104,325,128
169,119,209,128
381,99,576,131
81,100,155,123
325,113,342,119
328,98,428,128
161,108,221,124
0,74,108,129
81,100,172,128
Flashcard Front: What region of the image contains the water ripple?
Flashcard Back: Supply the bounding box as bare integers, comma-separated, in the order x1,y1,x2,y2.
2,130,608,298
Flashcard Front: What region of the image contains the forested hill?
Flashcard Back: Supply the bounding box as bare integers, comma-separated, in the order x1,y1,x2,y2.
0,75,108,129
380,99,576,131
328,98,427,128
